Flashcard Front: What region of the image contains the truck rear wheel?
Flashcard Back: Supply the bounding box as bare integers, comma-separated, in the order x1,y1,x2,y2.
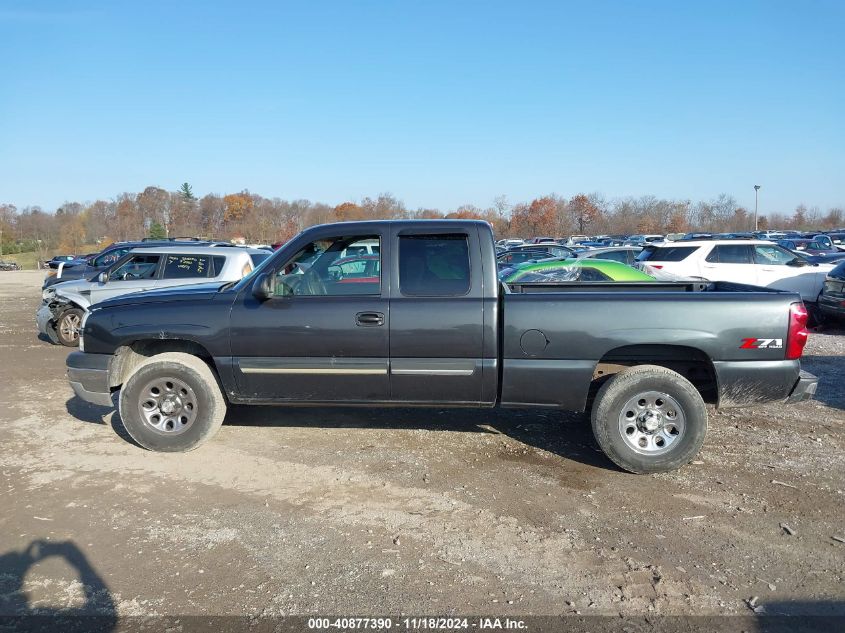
118,352,226,452
591,365,707,474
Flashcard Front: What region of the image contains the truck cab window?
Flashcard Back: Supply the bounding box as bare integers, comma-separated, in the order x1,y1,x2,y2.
275,236,381,296
399,234,471,296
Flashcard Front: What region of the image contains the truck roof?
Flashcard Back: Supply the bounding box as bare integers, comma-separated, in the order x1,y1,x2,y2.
308,219,492,232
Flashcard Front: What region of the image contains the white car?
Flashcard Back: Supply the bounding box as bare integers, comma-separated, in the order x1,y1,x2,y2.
636,240,835,305
38,246,270,346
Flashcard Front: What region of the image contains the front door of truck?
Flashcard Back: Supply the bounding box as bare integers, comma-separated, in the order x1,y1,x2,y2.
387,227,486,404
229,232,390,403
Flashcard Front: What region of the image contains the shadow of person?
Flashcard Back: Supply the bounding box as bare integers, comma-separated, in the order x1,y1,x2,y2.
0,540,116,632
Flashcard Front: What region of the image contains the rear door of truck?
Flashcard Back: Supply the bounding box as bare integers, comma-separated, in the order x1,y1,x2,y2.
387,225,489,404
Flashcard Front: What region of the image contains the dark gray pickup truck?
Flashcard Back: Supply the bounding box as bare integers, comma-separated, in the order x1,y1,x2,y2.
67,220,818,473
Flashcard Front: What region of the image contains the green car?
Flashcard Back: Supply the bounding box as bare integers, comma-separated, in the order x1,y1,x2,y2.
500,258,656,283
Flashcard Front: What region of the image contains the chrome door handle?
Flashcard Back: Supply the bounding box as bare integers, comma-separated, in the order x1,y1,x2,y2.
356,312,384,327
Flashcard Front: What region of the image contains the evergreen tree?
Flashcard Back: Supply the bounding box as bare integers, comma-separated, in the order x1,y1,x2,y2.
179,182,196,201
148,221,167,240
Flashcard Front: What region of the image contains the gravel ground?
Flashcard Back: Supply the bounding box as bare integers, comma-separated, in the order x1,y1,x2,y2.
0,271,843,623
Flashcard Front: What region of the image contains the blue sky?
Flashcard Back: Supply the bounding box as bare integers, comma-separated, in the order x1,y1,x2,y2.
1,0,843,215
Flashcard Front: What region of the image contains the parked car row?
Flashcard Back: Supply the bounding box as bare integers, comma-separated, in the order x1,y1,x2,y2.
494,230,845,325
497,229,845,252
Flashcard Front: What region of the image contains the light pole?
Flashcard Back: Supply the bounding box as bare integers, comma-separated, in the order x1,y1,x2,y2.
754,185,761,231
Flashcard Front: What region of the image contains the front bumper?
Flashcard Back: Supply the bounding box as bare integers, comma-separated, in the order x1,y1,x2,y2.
786,370,818,404
66,351,114,407
818,295,845,320
35,303,53,336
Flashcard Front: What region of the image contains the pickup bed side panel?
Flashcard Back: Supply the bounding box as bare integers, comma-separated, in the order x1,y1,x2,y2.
500,291,799,410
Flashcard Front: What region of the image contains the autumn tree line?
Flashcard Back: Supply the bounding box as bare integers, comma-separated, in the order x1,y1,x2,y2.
1,184,843,257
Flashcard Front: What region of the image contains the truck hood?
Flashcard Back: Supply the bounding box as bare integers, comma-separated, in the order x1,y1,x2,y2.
94,282,229,309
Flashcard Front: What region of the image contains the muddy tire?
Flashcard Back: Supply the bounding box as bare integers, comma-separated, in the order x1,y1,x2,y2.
56,308,83,347
118,352,226,452
591,365,708,474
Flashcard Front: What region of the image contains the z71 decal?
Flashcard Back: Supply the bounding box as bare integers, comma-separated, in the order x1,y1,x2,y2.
740,338,783,349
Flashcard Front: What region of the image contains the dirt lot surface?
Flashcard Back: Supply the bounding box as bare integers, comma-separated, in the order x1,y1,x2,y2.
1,271,843,621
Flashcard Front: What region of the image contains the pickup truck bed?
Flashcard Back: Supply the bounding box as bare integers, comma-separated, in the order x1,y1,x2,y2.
67,219,817,473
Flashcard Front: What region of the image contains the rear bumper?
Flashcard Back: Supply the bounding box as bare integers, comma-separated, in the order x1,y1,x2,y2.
714,360,816,408
786,370,818,404
66,351,113,407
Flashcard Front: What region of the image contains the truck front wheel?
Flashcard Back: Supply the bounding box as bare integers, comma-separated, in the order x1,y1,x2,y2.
118,352,226,452
591,365,707,474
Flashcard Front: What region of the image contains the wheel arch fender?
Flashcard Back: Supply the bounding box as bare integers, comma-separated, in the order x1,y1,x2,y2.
109,339,223,391
592,343,718,405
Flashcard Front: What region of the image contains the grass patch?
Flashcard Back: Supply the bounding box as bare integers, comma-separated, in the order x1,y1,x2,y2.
1,244,100,270
2,251,43,270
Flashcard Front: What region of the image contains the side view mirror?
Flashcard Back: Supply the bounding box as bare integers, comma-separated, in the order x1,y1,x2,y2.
787,258,807,267
98,272,109,284
252,272,275,301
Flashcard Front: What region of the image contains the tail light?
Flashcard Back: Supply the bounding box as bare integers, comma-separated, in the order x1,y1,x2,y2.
786,302,809,360
649,264,664,269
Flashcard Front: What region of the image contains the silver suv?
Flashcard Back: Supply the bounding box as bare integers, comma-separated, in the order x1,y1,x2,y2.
38,246,270,346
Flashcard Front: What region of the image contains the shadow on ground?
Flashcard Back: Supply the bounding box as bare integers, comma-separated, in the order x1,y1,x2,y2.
64,394,617,472
799,355,845,409
0,540,115,632
227,404,618,472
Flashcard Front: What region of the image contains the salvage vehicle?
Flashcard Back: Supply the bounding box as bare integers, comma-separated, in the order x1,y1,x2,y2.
575,246,642,266
42,239,225,289
818,260,845,322
776,238,839,256
40,247,269,346
45,254,85,269
636,240,835,320
67,220,817,474
499,258,655,283
327,254,380,285
496,248,556,270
